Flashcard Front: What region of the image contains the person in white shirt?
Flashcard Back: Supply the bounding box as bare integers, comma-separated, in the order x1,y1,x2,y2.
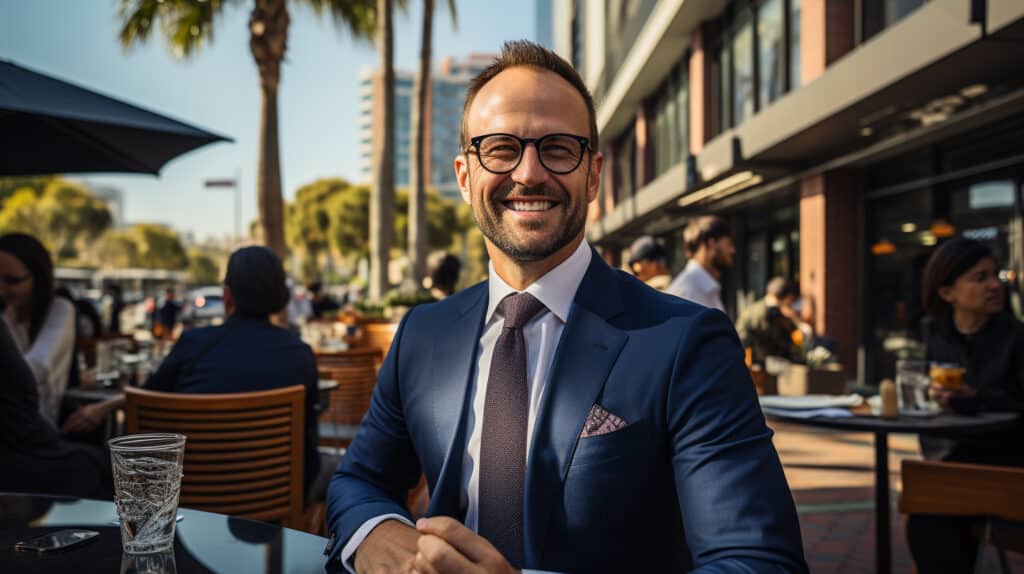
666,215,736,311
0,233,75,427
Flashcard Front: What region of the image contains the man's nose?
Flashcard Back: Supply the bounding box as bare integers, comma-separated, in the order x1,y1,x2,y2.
511,144,549,187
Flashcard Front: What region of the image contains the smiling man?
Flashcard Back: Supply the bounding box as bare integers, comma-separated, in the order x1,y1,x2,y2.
324,41,806,574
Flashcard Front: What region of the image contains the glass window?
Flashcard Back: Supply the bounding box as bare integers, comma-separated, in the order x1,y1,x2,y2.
718,37,732,131
676,63,690,164
650,62,689,179
732,9,755,126
788,0,801,89
614,126,637,202
758,0,785,108
863,0,927,41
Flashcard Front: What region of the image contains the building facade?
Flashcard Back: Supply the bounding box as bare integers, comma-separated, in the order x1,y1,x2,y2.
359,54,494,201
555,0,1024,384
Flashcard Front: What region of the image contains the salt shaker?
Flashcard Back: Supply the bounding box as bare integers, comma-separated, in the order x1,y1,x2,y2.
880,378,898,419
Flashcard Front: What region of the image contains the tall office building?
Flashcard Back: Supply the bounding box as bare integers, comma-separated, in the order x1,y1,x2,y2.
359,54,493,200
554,0,1024,386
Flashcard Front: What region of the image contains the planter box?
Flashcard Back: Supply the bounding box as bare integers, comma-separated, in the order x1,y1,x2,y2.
777,364,846,396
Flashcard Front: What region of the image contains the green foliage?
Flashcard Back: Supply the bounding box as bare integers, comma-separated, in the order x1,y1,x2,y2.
187,249,222,285
91,229,141,269
131,224,189,270
0,178,112,262
393,188,463,251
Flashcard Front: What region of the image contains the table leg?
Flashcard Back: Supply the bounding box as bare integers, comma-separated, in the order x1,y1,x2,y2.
875,431,891,574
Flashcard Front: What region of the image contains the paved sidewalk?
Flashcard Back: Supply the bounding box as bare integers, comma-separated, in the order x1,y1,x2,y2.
770,421,1023,573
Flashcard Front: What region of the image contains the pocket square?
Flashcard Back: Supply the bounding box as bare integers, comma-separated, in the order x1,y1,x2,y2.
580,404,628,437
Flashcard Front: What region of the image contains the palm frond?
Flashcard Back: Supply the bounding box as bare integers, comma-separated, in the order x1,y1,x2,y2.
117,0,234,59
296,0,410,42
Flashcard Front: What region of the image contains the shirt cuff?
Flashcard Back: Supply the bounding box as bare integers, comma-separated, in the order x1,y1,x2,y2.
339,514,414,574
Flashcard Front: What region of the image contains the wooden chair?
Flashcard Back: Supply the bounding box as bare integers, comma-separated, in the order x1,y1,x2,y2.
316,347,382,450
124,386,306,529
900,459,1024,570
360,321,398,364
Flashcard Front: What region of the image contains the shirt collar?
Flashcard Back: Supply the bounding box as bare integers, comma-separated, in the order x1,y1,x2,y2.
486,239,593,325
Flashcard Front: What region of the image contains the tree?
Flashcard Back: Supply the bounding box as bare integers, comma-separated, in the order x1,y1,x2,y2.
408,0,456,287
369,0,395,300
92,229,141,269
394,188,463,251
131,224,189,270
116,0,378,261
0,178,112,261
188,250,222,285
287,177,349,281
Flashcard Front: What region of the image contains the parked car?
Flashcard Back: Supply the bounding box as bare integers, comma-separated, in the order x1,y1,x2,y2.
181,286,225,327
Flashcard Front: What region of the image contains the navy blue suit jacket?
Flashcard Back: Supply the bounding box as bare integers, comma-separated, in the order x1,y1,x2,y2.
326,253,806,572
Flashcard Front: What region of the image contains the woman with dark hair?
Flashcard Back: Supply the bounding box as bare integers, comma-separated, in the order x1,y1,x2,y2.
907,237,1024,573
0,233,75,427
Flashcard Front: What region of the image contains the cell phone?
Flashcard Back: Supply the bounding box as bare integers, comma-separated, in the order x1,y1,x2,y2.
14,529,100,552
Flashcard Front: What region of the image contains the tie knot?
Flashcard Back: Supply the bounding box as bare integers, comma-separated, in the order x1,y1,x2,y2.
498,292,546,329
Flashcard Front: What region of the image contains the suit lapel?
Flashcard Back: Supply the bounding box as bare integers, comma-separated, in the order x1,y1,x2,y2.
523,254,628,566
426,284,488,518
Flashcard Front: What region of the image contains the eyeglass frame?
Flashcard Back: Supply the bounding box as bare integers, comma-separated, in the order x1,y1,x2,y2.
466,132,592,175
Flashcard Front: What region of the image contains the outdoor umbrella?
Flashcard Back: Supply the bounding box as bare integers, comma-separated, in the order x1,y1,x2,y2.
0,59,230,176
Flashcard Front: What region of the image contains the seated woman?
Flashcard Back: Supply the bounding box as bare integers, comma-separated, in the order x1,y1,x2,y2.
0,233,75,428
0,317,112,498
63,246,325,500
907,237,1024,573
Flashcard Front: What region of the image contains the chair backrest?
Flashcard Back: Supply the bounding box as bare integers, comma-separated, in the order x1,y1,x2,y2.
360,322,398,363
124,385,305,528
317,347,381,431
900,459,1024,521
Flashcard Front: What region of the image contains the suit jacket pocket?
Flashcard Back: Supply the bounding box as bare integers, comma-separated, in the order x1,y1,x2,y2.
569,420,644,469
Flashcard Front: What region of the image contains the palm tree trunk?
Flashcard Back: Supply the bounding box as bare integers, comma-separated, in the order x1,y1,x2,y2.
408,0,433,289
370,0,395,300
250,0,289,261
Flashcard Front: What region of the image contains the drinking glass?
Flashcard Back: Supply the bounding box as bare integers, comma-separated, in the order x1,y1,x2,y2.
896,359,931,411
109,433,186,553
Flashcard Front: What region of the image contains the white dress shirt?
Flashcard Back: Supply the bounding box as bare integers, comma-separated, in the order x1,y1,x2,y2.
4,297,75,426
341,239,592,573
667,259,724,311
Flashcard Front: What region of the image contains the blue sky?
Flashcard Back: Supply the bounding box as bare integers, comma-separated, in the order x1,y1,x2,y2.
0,0,536,240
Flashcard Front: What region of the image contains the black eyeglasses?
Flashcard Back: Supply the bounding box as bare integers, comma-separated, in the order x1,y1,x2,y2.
2,274,30,286
467,133,591,175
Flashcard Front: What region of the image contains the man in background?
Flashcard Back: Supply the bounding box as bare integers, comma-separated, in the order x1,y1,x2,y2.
737,277,802,365
627,235,672,292
667,215,735,311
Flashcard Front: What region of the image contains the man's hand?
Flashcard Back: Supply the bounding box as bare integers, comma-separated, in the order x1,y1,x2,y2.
928,383,976,410
61,402,109,433
355,519,420,574
412,517,519,574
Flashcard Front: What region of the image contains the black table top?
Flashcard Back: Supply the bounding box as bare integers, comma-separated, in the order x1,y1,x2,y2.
0,493,328,574
765,410,1020,436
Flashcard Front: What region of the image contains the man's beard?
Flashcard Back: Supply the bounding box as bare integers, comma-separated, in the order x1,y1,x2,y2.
470,173,588,263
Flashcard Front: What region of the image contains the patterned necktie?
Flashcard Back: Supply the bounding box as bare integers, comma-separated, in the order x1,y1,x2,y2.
478,292,547,568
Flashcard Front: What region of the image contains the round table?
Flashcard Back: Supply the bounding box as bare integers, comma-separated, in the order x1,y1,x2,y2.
0,493,329,573
764,409,1020,574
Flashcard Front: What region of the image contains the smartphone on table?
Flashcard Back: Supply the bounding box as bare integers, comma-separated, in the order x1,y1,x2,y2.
14,529,100,552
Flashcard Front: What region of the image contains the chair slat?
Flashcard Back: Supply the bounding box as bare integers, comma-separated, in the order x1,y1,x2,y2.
125,386,305,528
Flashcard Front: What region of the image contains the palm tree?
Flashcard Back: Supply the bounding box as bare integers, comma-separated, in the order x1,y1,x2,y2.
368,0,394,300
116,0,376,262
408,0,456,289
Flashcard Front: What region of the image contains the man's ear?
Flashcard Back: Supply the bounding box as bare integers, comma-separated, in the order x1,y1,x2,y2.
586,151,603,204
455,153,472,205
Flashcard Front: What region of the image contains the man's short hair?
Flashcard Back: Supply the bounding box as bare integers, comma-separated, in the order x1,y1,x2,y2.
627,236,667,266
224,246,290,318
461,40,599,150
683,216,731,257
766,277,797,300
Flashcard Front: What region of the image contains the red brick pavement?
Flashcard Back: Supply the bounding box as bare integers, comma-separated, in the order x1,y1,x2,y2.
770,421,1024,574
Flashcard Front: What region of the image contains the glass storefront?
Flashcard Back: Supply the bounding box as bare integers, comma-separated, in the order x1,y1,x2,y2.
864,117,1024,382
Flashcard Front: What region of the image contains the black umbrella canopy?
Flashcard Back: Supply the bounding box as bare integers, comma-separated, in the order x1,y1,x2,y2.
0,59,231,176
